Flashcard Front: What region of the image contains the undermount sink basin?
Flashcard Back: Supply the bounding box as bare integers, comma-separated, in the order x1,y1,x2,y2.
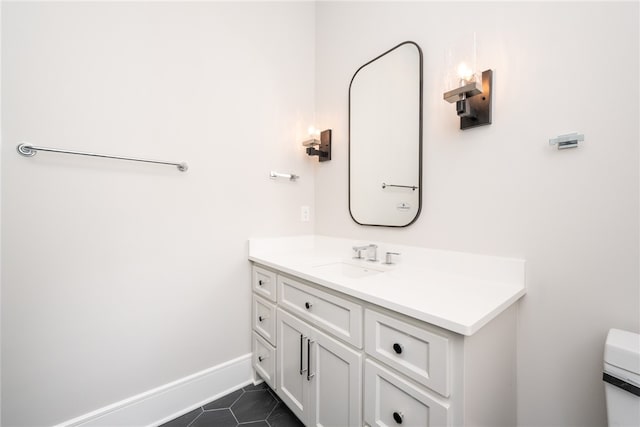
312,262,384,279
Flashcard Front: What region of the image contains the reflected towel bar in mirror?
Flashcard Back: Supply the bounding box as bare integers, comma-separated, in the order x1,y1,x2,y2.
382,183,418,191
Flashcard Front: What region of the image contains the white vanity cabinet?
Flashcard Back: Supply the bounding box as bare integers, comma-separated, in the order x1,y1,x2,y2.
251,263,519,427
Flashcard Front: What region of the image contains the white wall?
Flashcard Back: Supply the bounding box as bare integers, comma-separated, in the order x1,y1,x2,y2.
314,2,639,426
1,2,316,426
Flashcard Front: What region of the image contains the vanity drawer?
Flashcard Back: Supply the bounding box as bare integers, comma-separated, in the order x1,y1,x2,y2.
253,294,276,346
364,359,449,427
278,275,363,348
253,331,276,390
365,309,450,396
253,265,277,302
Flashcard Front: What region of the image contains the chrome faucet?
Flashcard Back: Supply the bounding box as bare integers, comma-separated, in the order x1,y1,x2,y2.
352,244,378,262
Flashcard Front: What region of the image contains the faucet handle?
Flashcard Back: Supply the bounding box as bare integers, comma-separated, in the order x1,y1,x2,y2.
352,246,365,259
383,252,401,265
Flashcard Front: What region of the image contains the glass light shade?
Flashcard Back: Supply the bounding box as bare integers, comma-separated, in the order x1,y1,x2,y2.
445,32,479,91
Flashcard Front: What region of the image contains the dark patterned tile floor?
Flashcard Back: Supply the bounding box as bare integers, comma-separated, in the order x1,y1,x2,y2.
160,382,304,427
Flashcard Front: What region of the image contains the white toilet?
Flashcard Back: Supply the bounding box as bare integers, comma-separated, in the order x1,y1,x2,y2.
603,329,640,426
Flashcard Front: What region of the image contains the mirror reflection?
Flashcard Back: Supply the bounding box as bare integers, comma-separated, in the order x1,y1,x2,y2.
349,41,423,227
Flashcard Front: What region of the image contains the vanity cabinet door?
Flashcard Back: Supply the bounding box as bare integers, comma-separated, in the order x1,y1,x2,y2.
364,360,449,427
253,294,276,346
365,309,450,396
277,307,363,427
307,328,362,427
253,332,276,390
277,308,311,423
278,274,363,347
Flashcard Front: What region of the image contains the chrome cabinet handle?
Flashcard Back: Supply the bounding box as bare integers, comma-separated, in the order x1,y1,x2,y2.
307,339,315,381
299,334,307,375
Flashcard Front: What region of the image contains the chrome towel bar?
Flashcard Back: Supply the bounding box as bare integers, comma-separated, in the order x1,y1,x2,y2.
16,142,188,172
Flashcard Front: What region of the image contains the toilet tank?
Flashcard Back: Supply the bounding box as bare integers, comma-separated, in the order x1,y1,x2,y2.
603,329,640,427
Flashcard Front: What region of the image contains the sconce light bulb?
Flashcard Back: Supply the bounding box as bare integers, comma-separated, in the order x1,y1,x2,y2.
308,126,320,138
456,62,474,85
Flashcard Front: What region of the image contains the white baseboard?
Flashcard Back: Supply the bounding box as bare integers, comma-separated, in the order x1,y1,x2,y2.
55,353,253,427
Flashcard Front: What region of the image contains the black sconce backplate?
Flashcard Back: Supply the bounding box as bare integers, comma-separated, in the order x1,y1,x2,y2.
318,129,331,162
306,129,332,161
460,69,493,130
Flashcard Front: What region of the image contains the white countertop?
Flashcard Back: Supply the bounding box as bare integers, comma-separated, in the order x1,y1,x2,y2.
248,235,526,336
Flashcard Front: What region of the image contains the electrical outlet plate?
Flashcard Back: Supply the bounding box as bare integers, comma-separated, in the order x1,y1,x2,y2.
301,206,310,222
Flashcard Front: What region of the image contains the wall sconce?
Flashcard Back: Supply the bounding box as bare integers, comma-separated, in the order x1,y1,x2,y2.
442,35,493,130
303,126,331,162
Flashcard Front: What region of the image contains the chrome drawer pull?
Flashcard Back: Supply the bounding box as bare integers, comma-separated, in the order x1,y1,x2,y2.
393,343,404,354
392,411,404,424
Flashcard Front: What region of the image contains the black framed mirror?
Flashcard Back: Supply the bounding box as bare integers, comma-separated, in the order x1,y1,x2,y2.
349,41,423,227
